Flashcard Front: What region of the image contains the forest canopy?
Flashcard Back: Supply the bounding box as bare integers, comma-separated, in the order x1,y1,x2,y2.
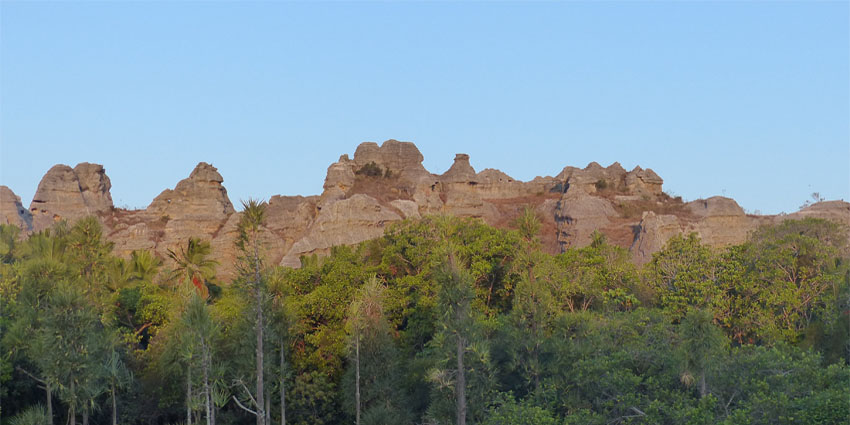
1,213,848,425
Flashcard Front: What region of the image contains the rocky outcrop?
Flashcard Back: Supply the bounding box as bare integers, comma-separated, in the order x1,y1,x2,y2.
630,198,850,264
0,186,32,232
631,211,684,262
148,162,234,219
29,163,113,231
211,211,290,279
631,197,753,263
555,189,619,249
74,163,114,213
625,166,663,195
9,139,846,275
145,162,235,253
786,201,850,227
280,194,402,267
323,156,356,192
558,162,663,196
441,154,478,183
352,139,430,182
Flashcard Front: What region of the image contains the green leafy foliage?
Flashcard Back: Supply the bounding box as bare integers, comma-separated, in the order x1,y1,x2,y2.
1,215,847,424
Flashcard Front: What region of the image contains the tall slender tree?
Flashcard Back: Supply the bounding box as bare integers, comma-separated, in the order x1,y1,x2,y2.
103,348,132,425
429,253,482,425
235,199,268,425
181,294,218,425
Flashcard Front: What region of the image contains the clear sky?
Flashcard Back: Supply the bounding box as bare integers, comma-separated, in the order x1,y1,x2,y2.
1,1,848,215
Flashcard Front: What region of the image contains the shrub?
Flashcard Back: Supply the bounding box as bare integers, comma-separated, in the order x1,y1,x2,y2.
355,161,384,177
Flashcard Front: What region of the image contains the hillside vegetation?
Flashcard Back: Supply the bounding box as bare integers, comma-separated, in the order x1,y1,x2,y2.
1,210,848,424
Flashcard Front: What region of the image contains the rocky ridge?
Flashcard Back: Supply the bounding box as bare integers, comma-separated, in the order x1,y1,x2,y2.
2,139,848,278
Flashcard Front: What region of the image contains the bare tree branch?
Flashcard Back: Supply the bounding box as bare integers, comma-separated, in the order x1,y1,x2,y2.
233,379,260,410
232,395,258,416
16,366,46,385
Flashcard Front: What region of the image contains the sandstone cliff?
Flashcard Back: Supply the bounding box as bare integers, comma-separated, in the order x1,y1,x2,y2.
29,163,113,231
8,140,848,278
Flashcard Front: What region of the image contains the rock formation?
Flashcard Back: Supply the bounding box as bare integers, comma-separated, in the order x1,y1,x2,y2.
0,186,32,232
279,194,401,267
29,163,113,231
7,139,848,277
555,189,619,249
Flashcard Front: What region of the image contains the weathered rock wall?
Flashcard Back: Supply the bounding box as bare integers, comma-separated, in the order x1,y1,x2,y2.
9,139,848,279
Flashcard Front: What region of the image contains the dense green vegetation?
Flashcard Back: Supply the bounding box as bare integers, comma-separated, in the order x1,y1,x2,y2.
1,209,848,424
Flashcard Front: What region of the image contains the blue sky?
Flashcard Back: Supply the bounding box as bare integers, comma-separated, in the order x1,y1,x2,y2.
1,1,847,214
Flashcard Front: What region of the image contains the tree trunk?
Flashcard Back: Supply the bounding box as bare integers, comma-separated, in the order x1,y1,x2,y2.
209,347,216,425
82,407,88,425
456,334,466,425
265,387,271,425
46,385,53,425
280,338,286,425
203,341,212,425
70,381,76,425
111,384,117,425
187,367,193,425
255,237,265,425
355,332,361,425
699,371,707,399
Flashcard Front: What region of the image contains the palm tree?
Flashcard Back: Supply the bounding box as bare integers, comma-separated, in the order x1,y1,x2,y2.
168,238,218,299
130,249,161,283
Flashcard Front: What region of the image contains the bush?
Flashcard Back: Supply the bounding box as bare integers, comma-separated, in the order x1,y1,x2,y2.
355,162,384,177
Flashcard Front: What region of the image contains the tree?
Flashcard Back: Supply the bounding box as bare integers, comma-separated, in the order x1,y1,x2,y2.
6,252,73,425
344,276,410,425
103,348,132,425
266,269,294,425
235,199,268,425
180,294,218,425
504,273,555,395
742,218,848,343
678,309,727,398
168,238,218,299
130,249,161,283
36,283,109,425
649,234,720,320
427,253,494,425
